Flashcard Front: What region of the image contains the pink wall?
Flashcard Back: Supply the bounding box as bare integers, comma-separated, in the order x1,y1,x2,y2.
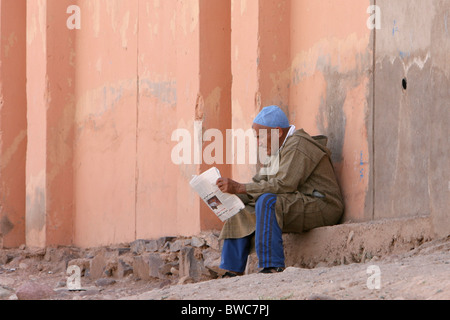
289,0,373,222
136,0,180,241
73,0,231,246
198,0,232,231
1,0,446,248
25,0,47,248
231,0,260,183
26,0,75,247
0,0,27,248
0,0,374,248
73,0,138,247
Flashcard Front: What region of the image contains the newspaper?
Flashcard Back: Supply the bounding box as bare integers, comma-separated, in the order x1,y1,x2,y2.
189,167,245,222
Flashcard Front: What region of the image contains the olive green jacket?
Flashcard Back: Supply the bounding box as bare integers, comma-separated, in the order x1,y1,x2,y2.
219,129,344,240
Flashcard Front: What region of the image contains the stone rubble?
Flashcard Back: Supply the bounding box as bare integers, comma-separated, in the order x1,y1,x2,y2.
0,231,237,300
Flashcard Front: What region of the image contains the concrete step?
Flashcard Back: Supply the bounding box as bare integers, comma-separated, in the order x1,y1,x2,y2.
281,215,434,269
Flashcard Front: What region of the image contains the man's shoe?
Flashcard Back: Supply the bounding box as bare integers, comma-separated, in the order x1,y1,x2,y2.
259,267,284,274
222,271,242,278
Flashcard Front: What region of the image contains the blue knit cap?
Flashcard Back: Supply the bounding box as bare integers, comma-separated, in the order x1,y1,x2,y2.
253,105,290,128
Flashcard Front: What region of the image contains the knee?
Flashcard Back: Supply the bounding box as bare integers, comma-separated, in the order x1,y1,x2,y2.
255,193,277,215
256,193,277,204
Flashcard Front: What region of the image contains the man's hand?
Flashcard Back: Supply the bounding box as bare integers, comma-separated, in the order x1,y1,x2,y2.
216,178,246,195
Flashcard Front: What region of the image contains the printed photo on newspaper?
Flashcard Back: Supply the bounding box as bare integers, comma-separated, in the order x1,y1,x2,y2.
189,167,245,222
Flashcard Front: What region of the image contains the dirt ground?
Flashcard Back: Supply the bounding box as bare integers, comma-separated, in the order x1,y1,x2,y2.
1,235,448,301
125,236,450,300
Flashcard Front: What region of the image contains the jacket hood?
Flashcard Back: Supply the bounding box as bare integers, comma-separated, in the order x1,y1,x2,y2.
287,129,332,157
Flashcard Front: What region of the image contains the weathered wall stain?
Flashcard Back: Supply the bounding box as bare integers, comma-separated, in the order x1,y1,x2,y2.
0,214,14,236
317,74,347,164
75,79,135,128
25,171,46,247
139,78,177,106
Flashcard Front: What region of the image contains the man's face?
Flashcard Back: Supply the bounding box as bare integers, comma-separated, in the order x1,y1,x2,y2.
252,123,281,156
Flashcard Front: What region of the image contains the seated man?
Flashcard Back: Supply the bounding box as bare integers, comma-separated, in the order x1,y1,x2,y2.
216,105,344,276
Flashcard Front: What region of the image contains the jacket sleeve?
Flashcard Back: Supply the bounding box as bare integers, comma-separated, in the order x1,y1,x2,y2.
245,141,325,199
